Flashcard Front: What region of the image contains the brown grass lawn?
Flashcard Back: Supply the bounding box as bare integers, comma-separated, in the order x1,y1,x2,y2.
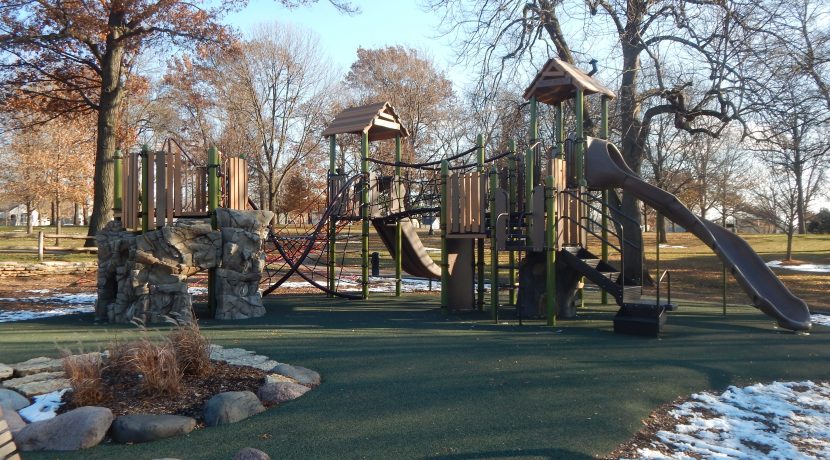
0,225,96,263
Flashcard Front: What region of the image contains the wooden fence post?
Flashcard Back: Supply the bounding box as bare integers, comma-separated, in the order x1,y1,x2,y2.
37,231,44,262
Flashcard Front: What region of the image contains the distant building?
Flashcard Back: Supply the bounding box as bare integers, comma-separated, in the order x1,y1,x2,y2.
0,205,50,227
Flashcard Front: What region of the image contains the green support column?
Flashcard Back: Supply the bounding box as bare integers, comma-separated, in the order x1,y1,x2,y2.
114,149,123,220
395,135,403,297
600,96,610,304
722,263,727,316
328,135,336,298
546,174,556,326
476,134,485,311
361,132,370,300
140,144,150,233
507,140,517,306
207,146,220,316
440,160,449,309
489,165,499,321
526,96,538,247
575,89,586,187
656,214,661,304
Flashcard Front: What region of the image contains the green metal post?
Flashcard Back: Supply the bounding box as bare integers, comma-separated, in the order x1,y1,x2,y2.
600,97,609,304
328,135,337,298
113,149,123,220
656,214,661,304
526,96,538,247
140,144,150,233
476,134,485,311
575,89,586,187
395,135,403,297
555,104,564,160
490,165,499,321
207,146,220,316
722,263,727,316
440,160,449,309
507,140,517,306
361,132,370,300
546,174,556,326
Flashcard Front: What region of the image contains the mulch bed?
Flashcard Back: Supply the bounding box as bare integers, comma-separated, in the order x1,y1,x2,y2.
602,398,687,459
60,361,269,426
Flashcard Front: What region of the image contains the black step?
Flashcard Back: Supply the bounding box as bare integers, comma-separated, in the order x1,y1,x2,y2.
614,304,667,337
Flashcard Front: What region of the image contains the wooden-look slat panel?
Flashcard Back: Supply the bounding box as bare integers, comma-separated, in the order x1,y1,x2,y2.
174,147,182,215
166,144,174,226
450,174,460,233
156,150,166,229
146,150,155,228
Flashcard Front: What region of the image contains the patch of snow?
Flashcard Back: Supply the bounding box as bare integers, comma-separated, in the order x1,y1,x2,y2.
658,244,687,249
635,381,830,460
0,305,94,323
19,389,67,422
25,289,52,294
811,314,830,327
187,286,209,295
767,260,830,273
0,292,97,304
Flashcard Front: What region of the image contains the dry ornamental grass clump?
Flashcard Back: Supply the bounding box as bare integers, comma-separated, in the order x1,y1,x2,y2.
128,337,183,395
61,349,107,406
168,321,213,377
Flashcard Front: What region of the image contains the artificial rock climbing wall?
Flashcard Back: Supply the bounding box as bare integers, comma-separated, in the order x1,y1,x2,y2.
96,208,274,324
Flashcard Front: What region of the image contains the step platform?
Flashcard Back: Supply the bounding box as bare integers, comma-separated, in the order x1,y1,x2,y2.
613,303,668,337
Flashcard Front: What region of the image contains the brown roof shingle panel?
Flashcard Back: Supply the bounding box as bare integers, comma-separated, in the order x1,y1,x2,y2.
524,58,616,105
322,101,410,139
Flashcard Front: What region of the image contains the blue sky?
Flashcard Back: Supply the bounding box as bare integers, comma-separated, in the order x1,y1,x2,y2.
225,0,467,85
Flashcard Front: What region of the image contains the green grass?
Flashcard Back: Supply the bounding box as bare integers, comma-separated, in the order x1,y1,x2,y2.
0,225,96,263
4,291,830,459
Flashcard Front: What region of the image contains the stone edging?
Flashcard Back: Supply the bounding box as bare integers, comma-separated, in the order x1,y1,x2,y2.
0,261,97,278
0,346,320,453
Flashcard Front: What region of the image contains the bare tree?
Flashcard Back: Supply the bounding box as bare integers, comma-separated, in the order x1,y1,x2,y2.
428,0,746,283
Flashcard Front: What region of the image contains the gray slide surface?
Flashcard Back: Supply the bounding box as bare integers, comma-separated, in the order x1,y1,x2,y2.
585,137,811,331
372,218,441,280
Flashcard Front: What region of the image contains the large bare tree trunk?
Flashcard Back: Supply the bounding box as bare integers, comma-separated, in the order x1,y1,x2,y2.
86,21,125,247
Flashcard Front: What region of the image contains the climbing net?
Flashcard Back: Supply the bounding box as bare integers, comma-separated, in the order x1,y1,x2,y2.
259,143,516,298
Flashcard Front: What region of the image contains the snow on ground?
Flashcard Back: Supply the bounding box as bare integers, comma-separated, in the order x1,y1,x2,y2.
811,315,830,327
634,381,830,460
19,389,67,422
658,244,687,249
767,260,830,273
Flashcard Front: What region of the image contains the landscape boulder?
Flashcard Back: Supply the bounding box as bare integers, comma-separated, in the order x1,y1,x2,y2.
233,447,271,460
257,381,310,405
270,363,321,387
0,388,29,411
111,414,197,443
13,406,113,451
203,391,265,426
1,406,26,433
12,357,63,376
2,371,70,397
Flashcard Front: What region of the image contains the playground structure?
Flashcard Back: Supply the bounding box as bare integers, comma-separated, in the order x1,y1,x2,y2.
262,58,812,336
95,60,812,335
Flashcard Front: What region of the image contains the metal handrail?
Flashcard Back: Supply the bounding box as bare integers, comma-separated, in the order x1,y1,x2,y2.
560,189,626,243
584,191,641,227
558,214,626,304
656,270,671,307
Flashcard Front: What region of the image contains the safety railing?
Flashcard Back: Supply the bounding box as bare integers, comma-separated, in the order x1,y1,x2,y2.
656,269,672,308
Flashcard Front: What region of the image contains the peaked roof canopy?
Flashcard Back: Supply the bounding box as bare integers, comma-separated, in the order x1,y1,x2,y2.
322,102,409,141
524,59,616,105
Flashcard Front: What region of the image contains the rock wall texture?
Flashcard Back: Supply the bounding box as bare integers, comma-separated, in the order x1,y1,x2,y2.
96,209,273,323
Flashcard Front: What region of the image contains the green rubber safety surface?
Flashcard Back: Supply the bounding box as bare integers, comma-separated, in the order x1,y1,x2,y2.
4,292,829,460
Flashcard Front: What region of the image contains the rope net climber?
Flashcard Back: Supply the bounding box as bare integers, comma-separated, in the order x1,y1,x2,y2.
258,143,517,298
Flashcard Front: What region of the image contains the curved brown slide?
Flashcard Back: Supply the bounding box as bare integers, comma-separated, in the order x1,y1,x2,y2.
585,137,812,331
372,218,441,280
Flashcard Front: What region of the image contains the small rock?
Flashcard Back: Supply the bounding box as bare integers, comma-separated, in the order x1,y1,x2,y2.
111,414,196,443
0,388,30,411
270,363,320,387
257,381,310,405
1,406,26,433
0,363,12,379
12,357,63,376
233,447,271,460
14,406,113,451
203,391,265,426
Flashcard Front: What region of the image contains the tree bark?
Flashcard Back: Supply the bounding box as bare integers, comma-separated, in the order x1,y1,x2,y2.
86,13,125,247
26,202,34,234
